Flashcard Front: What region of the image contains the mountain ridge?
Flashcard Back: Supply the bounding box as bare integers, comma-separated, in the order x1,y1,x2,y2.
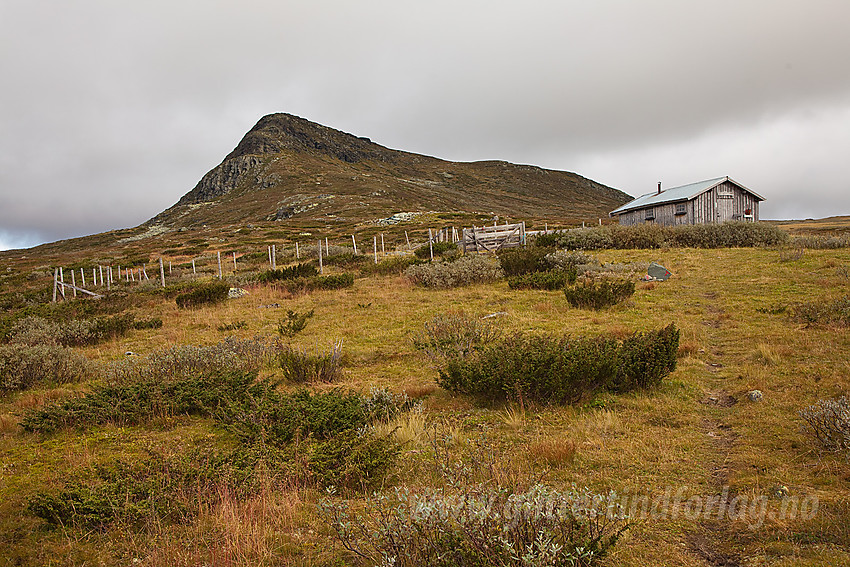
156,113,631,229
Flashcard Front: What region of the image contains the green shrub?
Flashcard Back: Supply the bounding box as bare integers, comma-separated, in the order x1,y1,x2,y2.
0,344,93,393
320,483,628,567
435,325,679,405
609,323,680,392
564,279,636,309
438,333,619,405
310,273,355,290
132,317,163,330
405,255,503,288
508,269,574,290
257,262,318,283
414,241,458,260
278,341,343,383
277,309,314,338
175,281,230,309
497,246,554,276
20,371,257,433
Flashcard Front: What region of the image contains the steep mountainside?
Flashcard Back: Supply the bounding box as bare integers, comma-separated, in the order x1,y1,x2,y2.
153,113,630,229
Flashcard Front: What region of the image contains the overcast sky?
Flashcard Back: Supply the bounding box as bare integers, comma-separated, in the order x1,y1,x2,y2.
2,1,849,250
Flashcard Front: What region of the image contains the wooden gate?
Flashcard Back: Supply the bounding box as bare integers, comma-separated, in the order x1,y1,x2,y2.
462,222,526,253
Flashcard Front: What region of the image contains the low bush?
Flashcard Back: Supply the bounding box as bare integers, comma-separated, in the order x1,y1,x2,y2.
257,262,318,283
414,241,458,260
412,313,502,361
564,278,636,309
359,255,421,276
508,270,575,290
791,296,850,327
175,281,230,309
132,317,163,330
277,309,314,338
320,483,628,567
106,336,282,384
278,341,343,383
496,246,553,276
0,344,94,393
6,313,141,347
435,324,679,405
405,255,503,288
554,222,789,250
608,323,680,392
544,249,596,272
310,273,355,290
790,234,850,249
799,396,850,456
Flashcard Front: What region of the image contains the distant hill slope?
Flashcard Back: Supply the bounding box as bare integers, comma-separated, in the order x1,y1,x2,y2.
153,113,630,228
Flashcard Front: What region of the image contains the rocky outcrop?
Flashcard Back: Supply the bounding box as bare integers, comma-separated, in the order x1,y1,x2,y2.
176,113,398,206
177,154,262,204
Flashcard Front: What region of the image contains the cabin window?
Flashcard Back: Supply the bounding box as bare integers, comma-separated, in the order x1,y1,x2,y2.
644,208,655,220
675,203,687,216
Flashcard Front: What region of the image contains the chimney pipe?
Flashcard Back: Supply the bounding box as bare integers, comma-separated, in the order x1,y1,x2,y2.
657,182,662,195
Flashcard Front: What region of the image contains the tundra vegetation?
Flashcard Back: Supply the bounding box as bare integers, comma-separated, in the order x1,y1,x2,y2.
0,219,849,566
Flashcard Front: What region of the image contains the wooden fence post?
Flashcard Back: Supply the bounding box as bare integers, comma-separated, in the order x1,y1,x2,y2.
318,241,323,274
325,237,329,256
405,230,410,250
373,236,378,264
192,258,196,275
71,270,77,298
217,251,222,279
381,233,385,257
296,242,299,260
99,265,104,286
160,258,166,287
268,246,272,268
352,235,358,255
107,267,111,291
80,268,86,288
59,267,65,298
428,229,434,261
52,268,58,302
233,252,237,273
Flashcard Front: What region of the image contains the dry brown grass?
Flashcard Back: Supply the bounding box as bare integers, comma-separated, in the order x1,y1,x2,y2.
403,383,437,399
0,414,18,434
527,436,578,467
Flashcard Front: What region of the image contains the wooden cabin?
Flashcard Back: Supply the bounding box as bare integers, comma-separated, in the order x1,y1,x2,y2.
609,176,764,227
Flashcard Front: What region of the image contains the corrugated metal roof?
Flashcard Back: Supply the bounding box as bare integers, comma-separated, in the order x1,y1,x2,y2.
610,176,764,216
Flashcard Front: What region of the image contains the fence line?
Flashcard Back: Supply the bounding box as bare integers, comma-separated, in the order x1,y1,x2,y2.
47,224,532,302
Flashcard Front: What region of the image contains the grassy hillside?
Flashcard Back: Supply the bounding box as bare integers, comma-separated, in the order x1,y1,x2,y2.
0,222,848,566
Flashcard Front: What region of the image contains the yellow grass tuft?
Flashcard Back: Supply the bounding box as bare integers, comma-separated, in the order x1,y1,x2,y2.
527,436,578,467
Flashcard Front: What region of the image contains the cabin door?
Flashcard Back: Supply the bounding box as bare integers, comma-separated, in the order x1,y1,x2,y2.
716,194,733,223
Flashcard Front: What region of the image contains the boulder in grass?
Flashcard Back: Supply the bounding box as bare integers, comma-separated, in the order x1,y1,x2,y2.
228,288,249,299
646,262,672,281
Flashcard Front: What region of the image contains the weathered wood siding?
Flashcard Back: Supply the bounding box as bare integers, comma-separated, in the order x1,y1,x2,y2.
615,181,760,227
693,181,759,224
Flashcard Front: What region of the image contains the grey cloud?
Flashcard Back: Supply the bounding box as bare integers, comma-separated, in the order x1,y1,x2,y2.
2,1,849,249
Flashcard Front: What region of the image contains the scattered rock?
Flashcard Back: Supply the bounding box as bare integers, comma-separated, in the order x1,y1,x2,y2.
228,288,249,299
747,390,764,402
773,485,790,499
259,303,281,309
